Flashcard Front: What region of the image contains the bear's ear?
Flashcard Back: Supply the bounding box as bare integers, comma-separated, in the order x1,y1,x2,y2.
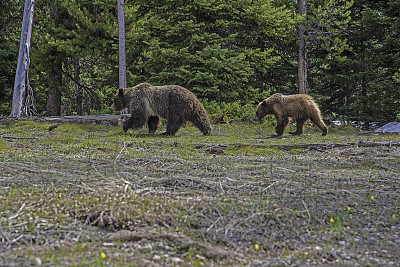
261,100,267,106
118,88,124,95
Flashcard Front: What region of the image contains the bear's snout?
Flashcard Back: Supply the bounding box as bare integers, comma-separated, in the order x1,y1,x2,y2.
254,110,264,122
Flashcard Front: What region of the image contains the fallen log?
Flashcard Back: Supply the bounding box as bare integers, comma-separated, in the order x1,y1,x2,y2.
194,141,400,151
21,114,128,126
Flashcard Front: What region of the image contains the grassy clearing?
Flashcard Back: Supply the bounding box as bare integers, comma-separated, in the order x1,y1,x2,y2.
1,120,400,266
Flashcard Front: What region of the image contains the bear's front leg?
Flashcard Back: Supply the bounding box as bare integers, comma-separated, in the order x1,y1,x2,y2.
275,117,289,136
147,116,161,134
310,115,328,136
123,111,147,133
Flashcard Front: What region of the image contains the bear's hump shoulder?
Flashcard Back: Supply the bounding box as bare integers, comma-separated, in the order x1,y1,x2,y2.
134,82,153,89
267,93,283,103
270,93,283,98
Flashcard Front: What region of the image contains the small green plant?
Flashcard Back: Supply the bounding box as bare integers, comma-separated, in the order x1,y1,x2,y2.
253,242,262,253
89,108,114,115
366,193,375,202
93,253,107,266
193,257,205,267
202,100,258,123
329,206,354,238
0,137,12,153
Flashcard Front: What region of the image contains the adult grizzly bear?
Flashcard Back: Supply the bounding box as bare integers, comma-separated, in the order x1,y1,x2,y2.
110,83,211,136
255,93,328,136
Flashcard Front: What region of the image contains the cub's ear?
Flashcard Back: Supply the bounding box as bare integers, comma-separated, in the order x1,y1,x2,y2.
118,88,125,95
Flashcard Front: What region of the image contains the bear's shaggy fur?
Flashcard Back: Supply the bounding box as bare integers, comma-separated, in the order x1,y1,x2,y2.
110,83,211,135
255,93,328,136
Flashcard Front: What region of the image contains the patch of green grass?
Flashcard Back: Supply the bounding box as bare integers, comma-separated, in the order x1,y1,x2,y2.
0,137,12,153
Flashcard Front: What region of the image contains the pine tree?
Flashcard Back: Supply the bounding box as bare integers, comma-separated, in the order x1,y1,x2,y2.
32,0,118,115
311,0,400,123
127,0,297,103
0,0,25,115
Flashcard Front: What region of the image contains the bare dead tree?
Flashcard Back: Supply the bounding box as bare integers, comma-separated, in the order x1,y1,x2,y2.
118,0,127,89
11,0,35,117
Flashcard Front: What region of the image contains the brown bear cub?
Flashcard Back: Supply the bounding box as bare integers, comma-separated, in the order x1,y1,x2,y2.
255,93,328,136
110,83,211,136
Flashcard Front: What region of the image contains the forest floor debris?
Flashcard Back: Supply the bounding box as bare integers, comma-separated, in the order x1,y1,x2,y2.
1,121,399,266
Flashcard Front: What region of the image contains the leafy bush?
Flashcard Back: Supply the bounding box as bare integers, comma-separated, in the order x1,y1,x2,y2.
89,108,114,115
202,100,276,125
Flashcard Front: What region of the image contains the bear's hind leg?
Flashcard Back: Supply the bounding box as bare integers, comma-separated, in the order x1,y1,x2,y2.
290,118,306,135
147,116,161,134
164,116,185,136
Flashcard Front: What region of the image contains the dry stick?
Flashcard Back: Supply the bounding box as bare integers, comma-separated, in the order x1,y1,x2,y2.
0,229,12,244
112,141,135,193
8,203,26,220
219,181,225,193
79,181,99,193
243,211,269,223
276,166,296,173
207,217,222,232
302,199,311,222
11,235,24,244
1,135,37,140
115,141,127,160
261,180,280,192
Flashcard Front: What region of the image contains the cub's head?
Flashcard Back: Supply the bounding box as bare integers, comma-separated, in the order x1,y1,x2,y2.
254,93,282,121
110,88,127,112
255,100,269,121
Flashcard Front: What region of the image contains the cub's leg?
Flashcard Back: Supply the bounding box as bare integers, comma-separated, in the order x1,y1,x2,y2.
290,118,306,135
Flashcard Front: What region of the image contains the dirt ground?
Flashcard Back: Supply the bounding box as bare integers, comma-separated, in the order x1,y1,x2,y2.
0,120,400,266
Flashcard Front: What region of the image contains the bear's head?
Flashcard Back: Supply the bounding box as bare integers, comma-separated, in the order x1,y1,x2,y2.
110,88,126,112
255,100,269,121
254,93,282,121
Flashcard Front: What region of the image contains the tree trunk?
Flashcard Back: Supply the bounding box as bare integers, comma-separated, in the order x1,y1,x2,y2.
46,54,62,116
74,59,83,115
118,0,127,89
46,4,62,116
298,0,308,94
11,0,35,117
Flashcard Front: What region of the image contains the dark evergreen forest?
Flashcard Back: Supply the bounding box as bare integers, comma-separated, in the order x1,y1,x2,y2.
1,0,399,123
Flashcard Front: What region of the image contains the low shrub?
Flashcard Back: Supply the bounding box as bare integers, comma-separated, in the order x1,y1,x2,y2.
202,100,276,125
